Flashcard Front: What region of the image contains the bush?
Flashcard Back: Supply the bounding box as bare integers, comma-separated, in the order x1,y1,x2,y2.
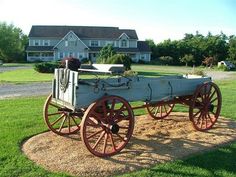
107,54,132,70
34,61,60,73
187,69,206,76
217,64,229,71
159,56,173,65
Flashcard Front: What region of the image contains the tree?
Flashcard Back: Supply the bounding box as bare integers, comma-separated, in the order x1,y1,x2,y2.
180,54,195,66
145,39,158,60
0,22,28,62
97,44,116,63
228,36,236,64
108,54,131,70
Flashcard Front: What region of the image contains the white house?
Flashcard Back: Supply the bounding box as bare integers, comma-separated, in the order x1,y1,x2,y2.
26,25,151,62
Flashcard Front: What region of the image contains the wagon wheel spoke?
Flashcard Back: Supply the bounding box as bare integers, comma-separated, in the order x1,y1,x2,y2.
87,129,104,140
210,97,218,104
103,133,108,154
207,112,214,124
154,106,160,115
92,131,105,150
49,102,61,109
47,111,64,116
71,116,81,129
59,116,67,132
115,133,126,142
81,95,134,157
50,114,65,126
209,90,216,101
109,133,117,151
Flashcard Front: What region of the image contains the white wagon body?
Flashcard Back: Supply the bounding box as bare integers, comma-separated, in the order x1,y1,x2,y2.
51,68,211,110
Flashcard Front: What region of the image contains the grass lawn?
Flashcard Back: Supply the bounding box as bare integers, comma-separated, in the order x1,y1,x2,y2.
0,69,236,176
0,68,53,83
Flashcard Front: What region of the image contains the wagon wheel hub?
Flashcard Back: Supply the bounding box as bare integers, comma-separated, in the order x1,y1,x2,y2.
110,124,120,134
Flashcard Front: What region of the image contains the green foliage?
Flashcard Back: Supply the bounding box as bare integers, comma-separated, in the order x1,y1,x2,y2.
123,70,138,77
180,54,195,66
145,39,159,60
187,69,206,76
148,31,230,66
228,36,236,64
159,56,173,65
81,58,92,64
0,22,28,62
97,44,116,63
217,64,229,71
34,61,60,73
107,54,132,70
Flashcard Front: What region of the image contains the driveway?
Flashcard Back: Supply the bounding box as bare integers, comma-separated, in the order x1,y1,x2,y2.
0,82,51,99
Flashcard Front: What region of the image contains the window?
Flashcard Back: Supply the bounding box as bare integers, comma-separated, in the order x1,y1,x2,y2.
65,40,68,47
44,40,50,46
42,52,53,57
90,40,99,47
34,40,39,46
121,39,127,47
59,52,63,59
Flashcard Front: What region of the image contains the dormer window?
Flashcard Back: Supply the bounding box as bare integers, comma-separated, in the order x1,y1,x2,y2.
121,39,127,47
65,40,68,47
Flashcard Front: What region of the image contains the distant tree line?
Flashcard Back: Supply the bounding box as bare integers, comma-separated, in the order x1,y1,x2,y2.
146,31,236,66
0,22,28,62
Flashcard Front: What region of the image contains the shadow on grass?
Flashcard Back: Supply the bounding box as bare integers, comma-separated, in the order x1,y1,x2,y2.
148,143,236,177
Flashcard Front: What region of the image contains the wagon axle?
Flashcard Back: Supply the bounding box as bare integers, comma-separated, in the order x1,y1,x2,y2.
110,124,120,134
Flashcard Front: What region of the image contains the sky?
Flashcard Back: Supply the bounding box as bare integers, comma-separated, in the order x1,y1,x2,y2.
0,0,235,43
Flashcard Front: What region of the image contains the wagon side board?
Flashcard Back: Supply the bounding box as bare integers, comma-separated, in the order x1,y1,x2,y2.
52,69,212,110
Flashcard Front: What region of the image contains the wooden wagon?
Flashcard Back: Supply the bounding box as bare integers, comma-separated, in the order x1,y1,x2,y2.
43,65,222,157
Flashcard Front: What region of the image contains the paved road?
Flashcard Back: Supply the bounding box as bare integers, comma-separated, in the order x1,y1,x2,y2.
0,82,51,99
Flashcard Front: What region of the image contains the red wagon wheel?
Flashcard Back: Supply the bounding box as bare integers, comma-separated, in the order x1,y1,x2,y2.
189,82,222,131
146,103,175,119
80,95,134,157
43,94,82,135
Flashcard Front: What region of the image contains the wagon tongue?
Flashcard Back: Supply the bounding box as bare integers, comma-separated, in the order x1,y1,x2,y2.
110,124,120,134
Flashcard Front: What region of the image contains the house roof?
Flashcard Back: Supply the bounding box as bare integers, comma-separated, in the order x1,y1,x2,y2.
26,46,54,52
29,25,138,39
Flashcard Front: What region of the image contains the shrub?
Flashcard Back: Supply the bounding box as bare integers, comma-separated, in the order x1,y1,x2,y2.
107,54,132,70
123,70,137,77
34,61,60,73
187,69,206,76
159,56,173,65
217,64,229,71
